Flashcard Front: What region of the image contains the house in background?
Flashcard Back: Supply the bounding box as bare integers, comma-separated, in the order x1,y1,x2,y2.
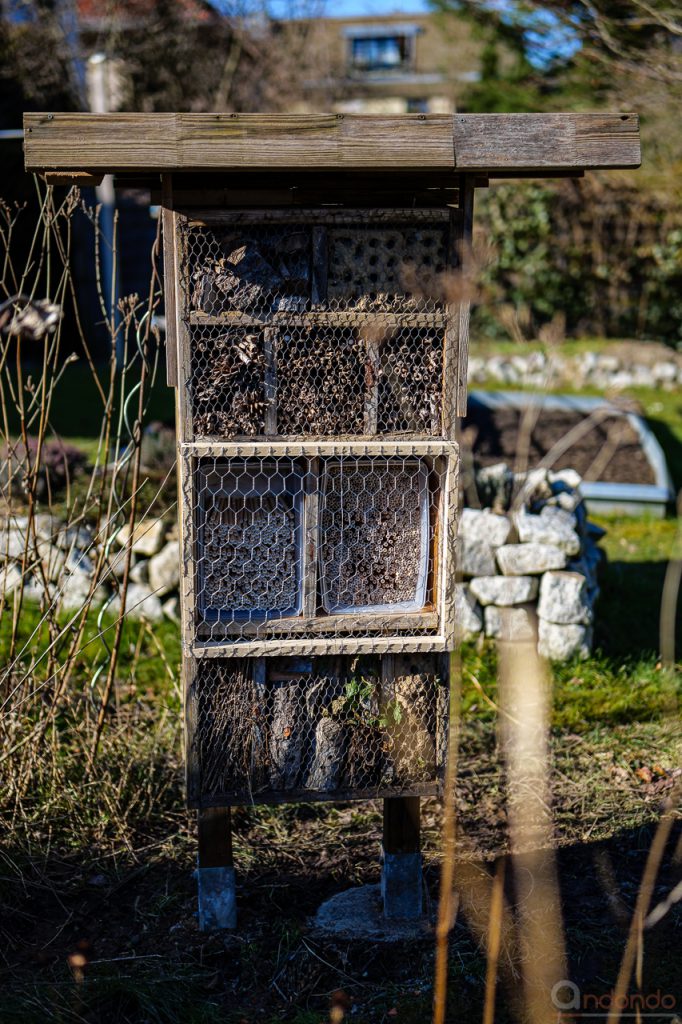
298,12,491,114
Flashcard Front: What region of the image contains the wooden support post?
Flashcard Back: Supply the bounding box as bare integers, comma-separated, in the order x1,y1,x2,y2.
382,796,422,919
263,327,277,435
196,806,236,930
161,174,178,389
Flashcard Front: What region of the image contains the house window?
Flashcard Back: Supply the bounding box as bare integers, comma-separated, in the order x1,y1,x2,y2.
406,98,429,114
350,35,411,71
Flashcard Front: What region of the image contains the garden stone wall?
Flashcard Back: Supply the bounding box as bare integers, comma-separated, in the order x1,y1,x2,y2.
0,514,179,624
456,464,604,661
468,344,682,392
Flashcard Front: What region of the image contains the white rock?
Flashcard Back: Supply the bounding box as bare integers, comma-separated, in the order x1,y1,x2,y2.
632,366,654,387
59,570,107,611
653,361,678,383
0,563,23,595
56,523,94,552
610,371,634,390
528,351,547,371
23,574,48,603
63,548,93,576
454,582,483,641
597,354,620,372
538,621,592,661
129,559,149,584
539,504,578,532
467,356,486,380
38,542,67,582
460,508,511,548
513,509,580,555
104,546,137,583
484,604,537,642
33,514,61,542
538,571,594,625
459,536,496,577
0,529,28,560
549,468,582,491
581,350,598,372
469,575,538,606
514,467,553,507
148,541,180,596
554,490,583,513
497,543,567,576
109,583,163,622
116,518,165,557
162,594,180,622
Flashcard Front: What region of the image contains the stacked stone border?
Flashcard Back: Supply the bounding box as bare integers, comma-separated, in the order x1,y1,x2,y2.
456,464,603,661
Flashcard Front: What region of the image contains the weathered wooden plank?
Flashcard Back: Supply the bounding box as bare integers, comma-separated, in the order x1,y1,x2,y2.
188,310,448,329
302,458,320,619
187,781,439,810
186,206,451,224
184,439,457,459
161,174,178,388
193,635,450,659
262,327,277,434
196,610,440,639
440,450,460,650
24,112,640,175
24,112,453,171
455,175,475,418
453,113,640,170
42,171,103,187
364,335,381,435
184,655,201,804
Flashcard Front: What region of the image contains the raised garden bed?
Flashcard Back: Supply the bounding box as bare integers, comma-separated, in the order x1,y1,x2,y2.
464,391,674,517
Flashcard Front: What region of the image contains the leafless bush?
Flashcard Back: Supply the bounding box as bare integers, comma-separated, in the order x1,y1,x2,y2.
0,182,175,828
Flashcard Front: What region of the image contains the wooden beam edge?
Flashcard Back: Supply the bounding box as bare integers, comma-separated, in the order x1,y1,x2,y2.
23,112,641,175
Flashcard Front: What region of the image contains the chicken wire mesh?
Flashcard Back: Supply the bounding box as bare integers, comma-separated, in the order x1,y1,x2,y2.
178,209,452,440
187,449,455,652
192,654,448,804
173,205,461,803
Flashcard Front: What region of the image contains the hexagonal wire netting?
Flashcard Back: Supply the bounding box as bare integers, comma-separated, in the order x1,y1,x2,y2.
175,208,459,801
193,654,448,803
179,210,451,441
187,451,454,647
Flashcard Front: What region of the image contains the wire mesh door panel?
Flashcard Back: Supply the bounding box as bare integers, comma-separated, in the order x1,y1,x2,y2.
189,653,449,806
182,441,457,657
177,209,456,442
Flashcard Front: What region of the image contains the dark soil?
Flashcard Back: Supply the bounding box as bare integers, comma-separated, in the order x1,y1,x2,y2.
464,403,657,485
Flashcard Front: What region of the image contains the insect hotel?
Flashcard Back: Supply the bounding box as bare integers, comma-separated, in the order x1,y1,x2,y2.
24,112,641,929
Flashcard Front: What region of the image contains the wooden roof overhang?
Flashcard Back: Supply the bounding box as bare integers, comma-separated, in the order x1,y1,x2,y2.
24,112,641,192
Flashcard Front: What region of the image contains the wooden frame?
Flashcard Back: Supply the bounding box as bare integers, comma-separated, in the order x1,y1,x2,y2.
174,205,461,441
179,439,458,658
24,112,640,174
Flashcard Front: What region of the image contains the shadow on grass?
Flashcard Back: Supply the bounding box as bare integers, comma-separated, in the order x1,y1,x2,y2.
645,412,682,493
2,815,681,1024
596,559,681,660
